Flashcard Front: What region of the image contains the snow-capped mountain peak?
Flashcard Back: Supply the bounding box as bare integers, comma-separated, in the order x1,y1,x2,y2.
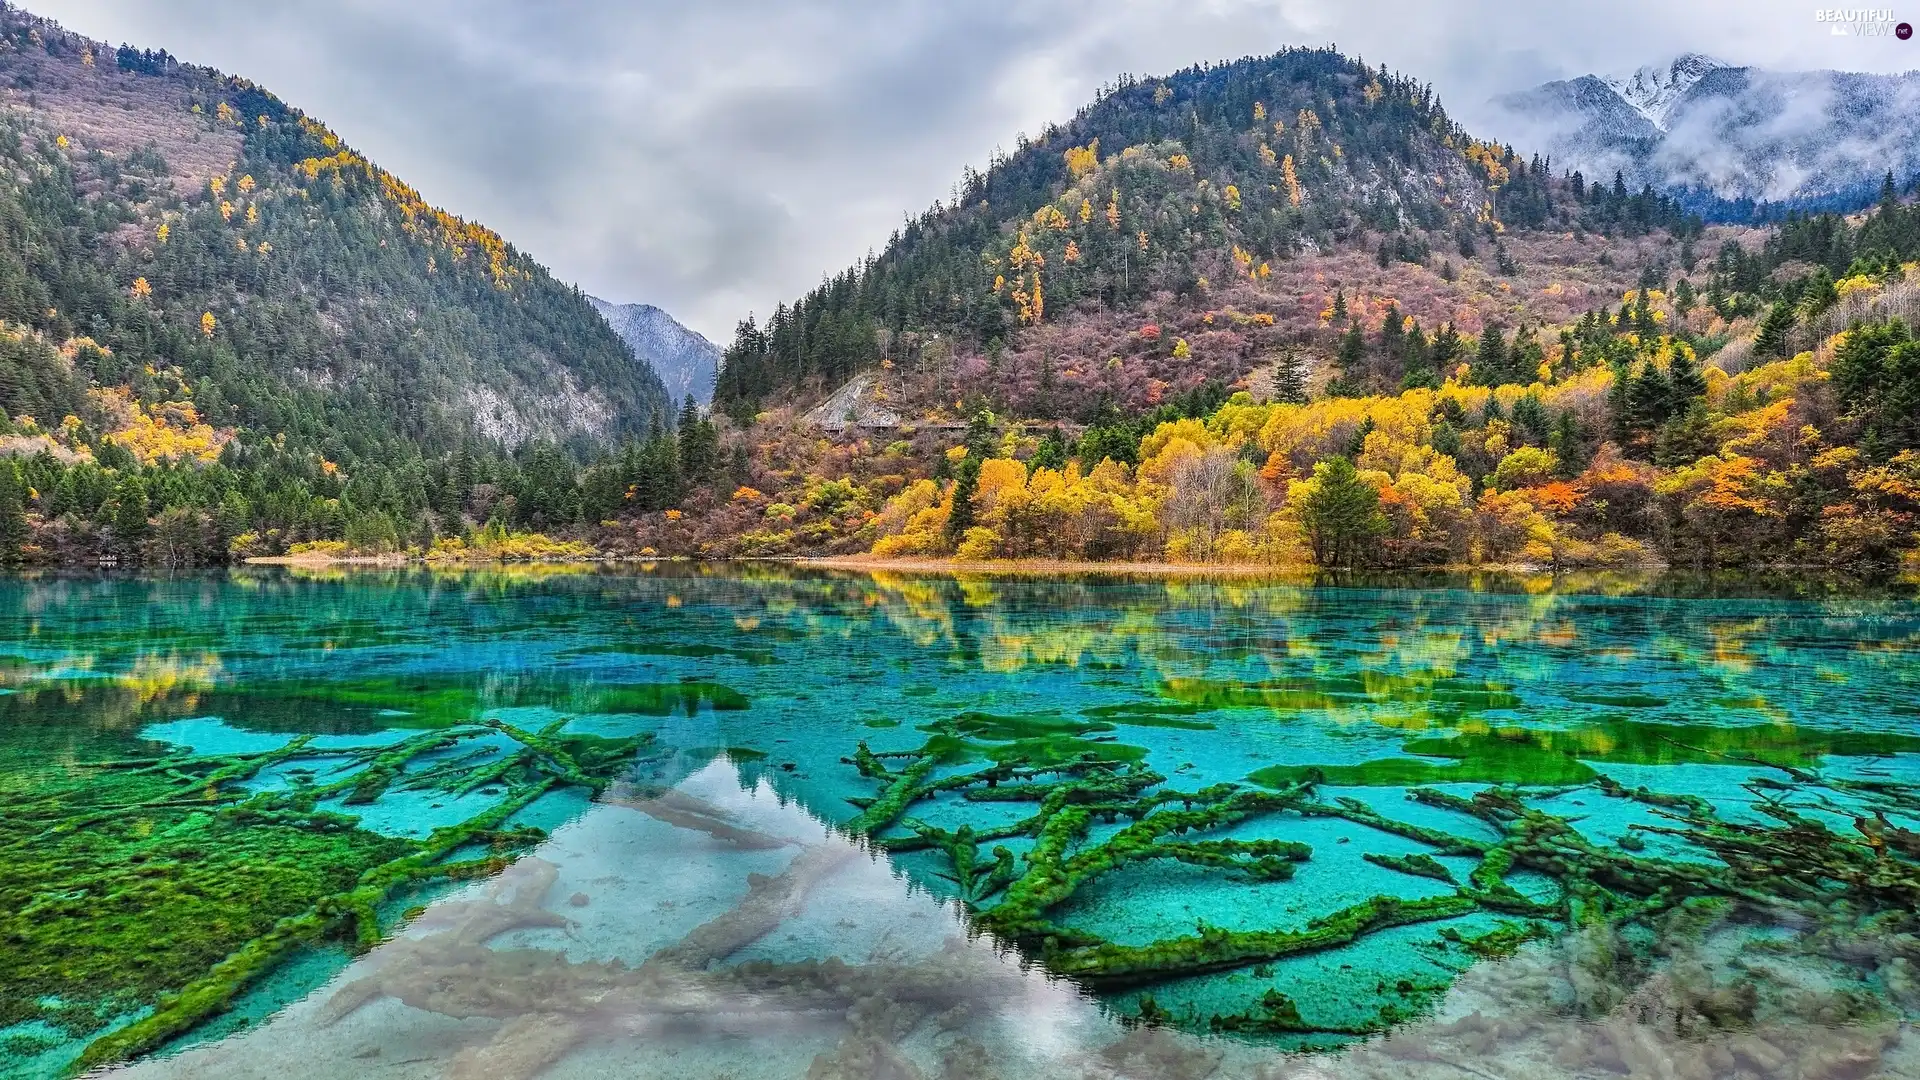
1602,53,1729,131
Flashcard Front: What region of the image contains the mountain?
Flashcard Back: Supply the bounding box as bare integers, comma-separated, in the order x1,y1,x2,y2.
589,298,721,405
0,4,681,563
0,6,666,458
1603,53,1729,132
715,47,1695,421
1494,55,1920,217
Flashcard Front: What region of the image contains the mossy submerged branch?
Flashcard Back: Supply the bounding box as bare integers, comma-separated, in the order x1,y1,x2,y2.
49,723,656,1074
835,718,1920,1035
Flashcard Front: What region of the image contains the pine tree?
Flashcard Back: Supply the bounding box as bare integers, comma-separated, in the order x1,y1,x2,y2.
677,395,718,487
1549,411,1585,477
1668,348,1708,403
1298,456,1387,569
1029,429,1068,472
1472,325,1508,387
1754,301,1796,358
1330,289,1348,326
1336,324,1367,388
1627,363,1675,444
1607,359,1634,445
1511,394,1551,446
1273,347,1308,404
1882,341,1920,452
943,460,980,548
1429,322,1462,373
0,460,25,562
1799,268,1838,320
112,475,148,556
1345,416,1376,459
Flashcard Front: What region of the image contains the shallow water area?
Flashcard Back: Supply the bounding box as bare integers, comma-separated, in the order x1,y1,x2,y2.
2,564,1919,1079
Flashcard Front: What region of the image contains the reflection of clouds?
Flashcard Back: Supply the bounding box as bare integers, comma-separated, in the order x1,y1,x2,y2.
117,759,1118,1080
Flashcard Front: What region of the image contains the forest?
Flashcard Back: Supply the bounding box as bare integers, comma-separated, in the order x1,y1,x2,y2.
816,181,1920,574
0,7,673,565
3,16,1920,576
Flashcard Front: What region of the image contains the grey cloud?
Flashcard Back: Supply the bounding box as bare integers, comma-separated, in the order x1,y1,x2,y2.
29,1,1920,341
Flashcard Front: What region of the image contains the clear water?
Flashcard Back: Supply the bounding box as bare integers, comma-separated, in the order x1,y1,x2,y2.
3,565,1919,1080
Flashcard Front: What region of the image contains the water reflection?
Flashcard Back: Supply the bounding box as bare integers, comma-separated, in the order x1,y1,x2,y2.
109,757,1920,1080
0,566,1915,1078
115,759,1117,1080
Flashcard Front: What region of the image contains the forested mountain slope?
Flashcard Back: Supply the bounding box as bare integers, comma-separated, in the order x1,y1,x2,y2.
715,47,1703,421
0,5,671,562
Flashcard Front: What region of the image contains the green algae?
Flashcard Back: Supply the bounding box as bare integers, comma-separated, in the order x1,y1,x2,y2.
836,706,1920,1044
1363,851,1458,884
908,712,1151,769
558,640,783,665
985,736,1149,767
934,711,1100,741
1248,739,1599,788
0,712,653,1073
1080,702,1218,730
0,673,752,738
1160,672,1521,714
1250,718,1920,789
1562,691,1670,708
0,804,414,1035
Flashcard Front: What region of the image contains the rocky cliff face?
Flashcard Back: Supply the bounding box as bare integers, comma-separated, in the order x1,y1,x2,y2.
590,298,722,406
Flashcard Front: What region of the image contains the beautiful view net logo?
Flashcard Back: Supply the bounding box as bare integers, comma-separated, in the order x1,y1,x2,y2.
1816,8,1912,34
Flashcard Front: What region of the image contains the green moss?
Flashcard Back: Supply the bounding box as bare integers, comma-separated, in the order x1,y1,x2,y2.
1363,851,1457,884
0,704,651,1072
932,711,1110,741
0,800,414,1035
1562,691,1669,708
1250,717,1920,789
1439,920,1553,960
1160,672,1521,713
558,640,782,665
1081,702,1219,730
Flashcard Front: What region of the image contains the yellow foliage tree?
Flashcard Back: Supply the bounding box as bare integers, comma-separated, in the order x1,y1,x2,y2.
1063,140,1100,180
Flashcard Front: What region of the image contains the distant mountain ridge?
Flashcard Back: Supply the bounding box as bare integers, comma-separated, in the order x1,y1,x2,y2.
1602,54,1729,132
589,298,721,406
1494,55,1920,218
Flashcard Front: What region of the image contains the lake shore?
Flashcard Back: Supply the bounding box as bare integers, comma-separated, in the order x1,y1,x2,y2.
805,555,1328,577
244,552,413,567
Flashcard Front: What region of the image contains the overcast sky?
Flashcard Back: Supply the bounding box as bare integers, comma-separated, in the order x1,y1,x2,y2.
29,0,1920,342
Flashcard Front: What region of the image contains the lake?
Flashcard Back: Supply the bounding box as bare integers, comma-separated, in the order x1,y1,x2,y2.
3,565,1919,1080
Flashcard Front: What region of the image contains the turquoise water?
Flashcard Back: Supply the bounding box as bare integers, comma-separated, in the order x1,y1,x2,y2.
2,566,1919,1079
